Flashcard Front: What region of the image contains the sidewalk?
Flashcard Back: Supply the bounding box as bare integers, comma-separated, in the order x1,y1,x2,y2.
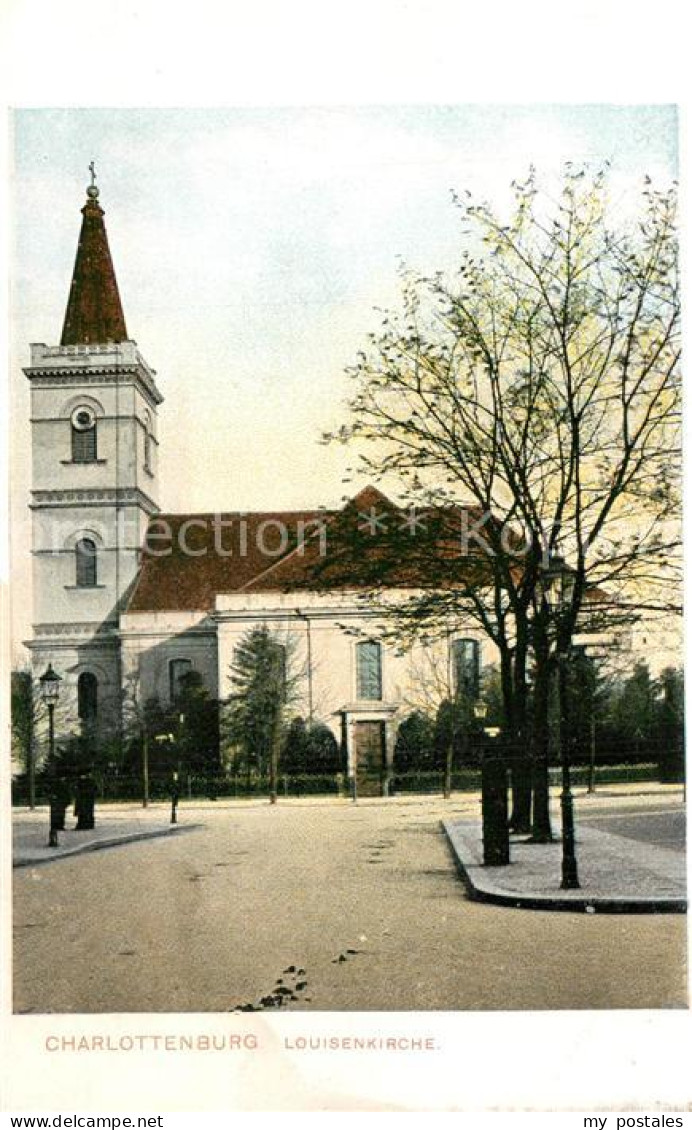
12,804,201,868
443,817,687,913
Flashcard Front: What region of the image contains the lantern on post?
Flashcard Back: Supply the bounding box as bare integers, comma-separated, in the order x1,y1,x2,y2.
39,663,62,760
538,555,580,890
40,663,62,848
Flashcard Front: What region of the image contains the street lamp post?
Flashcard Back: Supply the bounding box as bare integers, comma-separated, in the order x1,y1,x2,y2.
539,557,580,890
142,725,150,808
171,769,180,824
39,663,62,848
571,643,597,795
476,699,510,867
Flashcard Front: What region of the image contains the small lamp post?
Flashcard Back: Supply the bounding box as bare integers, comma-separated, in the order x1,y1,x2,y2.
39,663,62,847
171,769,180,824
473,700,488,726
142,722,150,809
473,698,488,789
40,663,61,759
539,556,580,890
473,698,489,781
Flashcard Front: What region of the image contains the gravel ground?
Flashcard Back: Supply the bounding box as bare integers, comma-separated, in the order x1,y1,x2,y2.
12,793,687,1014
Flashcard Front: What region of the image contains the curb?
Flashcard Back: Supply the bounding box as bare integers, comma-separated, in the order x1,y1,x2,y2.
13,823,204,869
442,822,688,915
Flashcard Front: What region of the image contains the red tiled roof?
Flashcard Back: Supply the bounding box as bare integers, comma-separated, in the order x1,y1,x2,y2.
126,508,324,612
125,487,493,614
61,193,128,345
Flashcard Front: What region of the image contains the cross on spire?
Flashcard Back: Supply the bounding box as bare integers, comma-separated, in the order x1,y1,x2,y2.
86,161,100,202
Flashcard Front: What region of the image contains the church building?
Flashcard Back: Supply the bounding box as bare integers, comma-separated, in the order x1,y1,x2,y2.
25,176,485,792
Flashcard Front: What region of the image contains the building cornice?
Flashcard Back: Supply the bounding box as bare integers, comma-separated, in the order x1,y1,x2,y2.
31,621,118,636
30,486,160,514
25,369,164,408
26,621,121,650
117,626,217,642
337,703,400,716
31,417,161,438
33,546,144,556
25,342,163,407
212,604,395,624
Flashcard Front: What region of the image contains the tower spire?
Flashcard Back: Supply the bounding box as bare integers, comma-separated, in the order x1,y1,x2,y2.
60,166,128,346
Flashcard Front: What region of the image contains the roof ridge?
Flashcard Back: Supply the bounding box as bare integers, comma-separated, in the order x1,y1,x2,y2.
122,545,150,614
237,487,395,593
148,507,331,523
238,512,334,593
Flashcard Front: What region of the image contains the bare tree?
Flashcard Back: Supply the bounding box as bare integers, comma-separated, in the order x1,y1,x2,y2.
120,667,153,806
11,666,76,806
402,642,453,717
11,668,42,807
325,166,681,837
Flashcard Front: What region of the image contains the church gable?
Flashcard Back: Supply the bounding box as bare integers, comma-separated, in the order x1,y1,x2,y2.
125,486,490,613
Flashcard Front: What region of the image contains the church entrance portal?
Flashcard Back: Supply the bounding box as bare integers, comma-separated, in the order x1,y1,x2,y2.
354,720,386,797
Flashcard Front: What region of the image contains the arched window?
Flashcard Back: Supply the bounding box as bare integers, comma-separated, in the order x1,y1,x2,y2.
356,640,383,701
75,538,97,587
78,672,98,721
143,411,153,472
71,406,98,463
451,638,480,701
169,658,193,704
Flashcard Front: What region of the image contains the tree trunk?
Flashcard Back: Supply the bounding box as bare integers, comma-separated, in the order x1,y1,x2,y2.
507,637,532,833
530,632,553,842
509,755,532,833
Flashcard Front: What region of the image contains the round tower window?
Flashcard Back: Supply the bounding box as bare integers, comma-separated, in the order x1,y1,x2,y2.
72,406,96,431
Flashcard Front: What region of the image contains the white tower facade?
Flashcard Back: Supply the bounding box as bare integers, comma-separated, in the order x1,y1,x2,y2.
25,175,163,741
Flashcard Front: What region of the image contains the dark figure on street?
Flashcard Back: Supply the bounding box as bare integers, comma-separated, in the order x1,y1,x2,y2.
53,776,72,829
48,775,72,847
74,774,97,830
170,771,180,824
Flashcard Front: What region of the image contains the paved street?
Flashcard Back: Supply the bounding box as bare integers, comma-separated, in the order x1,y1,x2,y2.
579,803,686,850
13,793,687,1014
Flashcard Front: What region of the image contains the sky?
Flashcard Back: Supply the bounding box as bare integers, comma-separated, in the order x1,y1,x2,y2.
9,104,679,657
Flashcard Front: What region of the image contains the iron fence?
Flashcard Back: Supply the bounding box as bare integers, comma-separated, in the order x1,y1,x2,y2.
11,759,678,806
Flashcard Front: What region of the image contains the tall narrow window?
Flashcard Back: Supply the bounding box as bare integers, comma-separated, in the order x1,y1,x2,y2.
71,406,97,463
78,672,98,721
452,638,480,700
143,411,153,472
356,640,383,701
75,538,97,587
169,658,193,704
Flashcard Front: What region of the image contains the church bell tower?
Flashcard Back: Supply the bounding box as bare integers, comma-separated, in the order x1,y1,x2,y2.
25,167,164,737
